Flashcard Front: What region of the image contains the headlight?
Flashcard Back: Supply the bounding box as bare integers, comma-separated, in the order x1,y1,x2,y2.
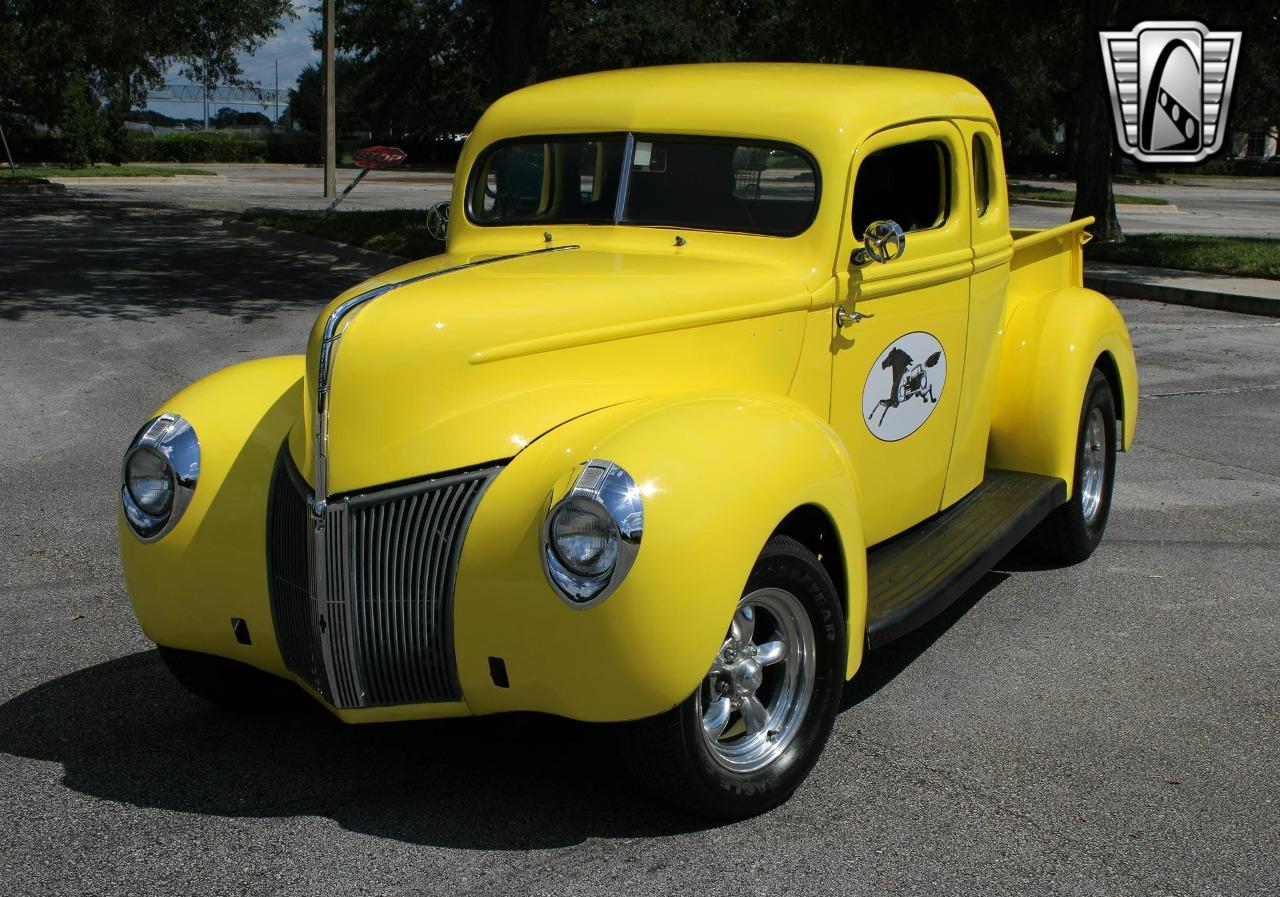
542,459,643,607
550,498,618,577
121,414,199,542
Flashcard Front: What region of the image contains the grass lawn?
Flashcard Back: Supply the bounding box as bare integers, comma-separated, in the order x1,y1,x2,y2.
1086,234,1280,280
242,208,444,259
1009,182,1170,206
0,165,216,178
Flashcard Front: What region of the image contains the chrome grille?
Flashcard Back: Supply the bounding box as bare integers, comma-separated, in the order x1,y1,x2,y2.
266,451,330,701
266,447,498,708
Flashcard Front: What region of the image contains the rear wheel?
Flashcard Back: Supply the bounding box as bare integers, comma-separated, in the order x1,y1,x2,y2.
619,536,845,819
1024,367,1118,564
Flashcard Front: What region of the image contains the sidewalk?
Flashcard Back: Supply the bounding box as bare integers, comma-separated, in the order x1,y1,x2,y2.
1084,262,1280,317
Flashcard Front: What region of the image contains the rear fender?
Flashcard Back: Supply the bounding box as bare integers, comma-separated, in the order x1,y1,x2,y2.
454,394,868,722
988,286,1137,491
118,356,305,673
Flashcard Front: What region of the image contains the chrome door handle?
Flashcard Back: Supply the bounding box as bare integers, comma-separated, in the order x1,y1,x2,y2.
837,306,873,328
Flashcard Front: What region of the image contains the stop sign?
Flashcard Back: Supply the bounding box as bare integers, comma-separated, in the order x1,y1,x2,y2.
352,146,408,170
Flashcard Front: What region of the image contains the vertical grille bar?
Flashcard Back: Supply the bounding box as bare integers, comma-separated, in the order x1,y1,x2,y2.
265,445,499,709
266,450,331,702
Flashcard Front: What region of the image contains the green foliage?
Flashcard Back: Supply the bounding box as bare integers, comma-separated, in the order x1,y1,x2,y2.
54,81,108,168
7,127,357,166
288,58,376,134
1086,234,1280,280
128,132,268,163
1009,183,1170,205
124,132,322,164
0,0,293,157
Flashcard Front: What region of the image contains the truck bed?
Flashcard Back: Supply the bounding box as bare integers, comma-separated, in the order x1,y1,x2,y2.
1009,217,1095,302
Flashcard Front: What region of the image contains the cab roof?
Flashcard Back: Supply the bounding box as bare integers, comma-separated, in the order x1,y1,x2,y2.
470,63,996,160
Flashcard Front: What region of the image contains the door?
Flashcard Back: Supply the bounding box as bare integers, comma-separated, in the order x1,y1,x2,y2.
829,121,973,547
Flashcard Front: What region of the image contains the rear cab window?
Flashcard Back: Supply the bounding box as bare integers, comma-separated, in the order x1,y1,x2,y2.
972,135,991,216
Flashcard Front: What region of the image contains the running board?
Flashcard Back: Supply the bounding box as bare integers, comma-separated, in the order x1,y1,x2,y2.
865,470,1066,649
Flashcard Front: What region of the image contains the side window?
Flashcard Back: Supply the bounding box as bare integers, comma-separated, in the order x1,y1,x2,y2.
852,140,950,235
476,142,547,219
973,135,991,216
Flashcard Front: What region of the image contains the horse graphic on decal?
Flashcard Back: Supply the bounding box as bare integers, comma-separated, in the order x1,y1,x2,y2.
869,346,941,427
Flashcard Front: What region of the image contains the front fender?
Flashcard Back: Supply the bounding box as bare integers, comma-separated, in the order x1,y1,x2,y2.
988,286,1138,490
453,394,867,723
118,356,304,674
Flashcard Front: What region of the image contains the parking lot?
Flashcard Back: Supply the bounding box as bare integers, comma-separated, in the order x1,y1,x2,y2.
0,192,1277,896
43,163,1280,237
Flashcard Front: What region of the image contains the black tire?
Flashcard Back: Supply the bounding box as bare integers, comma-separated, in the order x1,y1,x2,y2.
157,645,297,710
618,535,846,819
1023,367,1118,564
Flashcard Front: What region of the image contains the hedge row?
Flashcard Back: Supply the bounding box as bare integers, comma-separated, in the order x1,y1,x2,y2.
124,132,329,164
7,130,465,166
7,131,340,165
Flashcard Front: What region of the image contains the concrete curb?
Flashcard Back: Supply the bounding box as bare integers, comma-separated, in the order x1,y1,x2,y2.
222,218,409,269
1085,266,1280,318
1012,197,1179,212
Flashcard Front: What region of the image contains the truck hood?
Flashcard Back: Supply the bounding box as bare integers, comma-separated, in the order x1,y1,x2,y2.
294,247,814,495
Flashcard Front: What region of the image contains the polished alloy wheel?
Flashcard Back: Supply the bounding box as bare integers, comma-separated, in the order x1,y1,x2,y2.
696,587,816,773
1080,406,1107,525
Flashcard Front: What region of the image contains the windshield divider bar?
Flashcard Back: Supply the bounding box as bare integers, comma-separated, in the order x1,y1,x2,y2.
613,132,635,225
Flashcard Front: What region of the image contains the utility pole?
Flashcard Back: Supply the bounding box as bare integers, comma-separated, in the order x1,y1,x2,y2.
274,59,280,127
203,56,211,132
322,0,336,198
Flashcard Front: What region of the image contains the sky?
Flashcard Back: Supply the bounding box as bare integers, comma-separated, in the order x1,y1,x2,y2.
139,3,320,123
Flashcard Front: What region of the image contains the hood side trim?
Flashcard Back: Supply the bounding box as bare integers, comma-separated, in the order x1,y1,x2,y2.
471,292,813,365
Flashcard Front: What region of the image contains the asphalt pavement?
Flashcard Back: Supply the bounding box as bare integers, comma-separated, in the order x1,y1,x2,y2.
48,163,455,213
1,193,1277,896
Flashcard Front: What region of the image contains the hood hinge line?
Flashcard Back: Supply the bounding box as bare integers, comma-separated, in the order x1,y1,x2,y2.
310,243,579,516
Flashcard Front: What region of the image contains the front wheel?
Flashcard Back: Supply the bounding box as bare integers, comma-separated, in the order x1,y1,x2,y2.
1024,367,1118,564
619,535,846,819
158,645,297,710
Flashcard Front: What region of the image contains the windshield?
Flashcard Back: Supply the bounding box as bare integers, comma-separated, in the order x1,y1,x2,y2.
467,134,819,237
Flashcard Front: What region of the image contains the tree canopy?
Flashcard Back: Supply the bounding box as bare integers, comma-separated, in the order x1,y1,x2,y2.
0,0,293,163
6,0,1276,239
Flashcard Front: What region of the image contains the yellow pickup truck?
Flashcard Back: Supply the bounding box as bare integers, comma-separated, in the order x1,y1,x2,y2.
118,64,1137,818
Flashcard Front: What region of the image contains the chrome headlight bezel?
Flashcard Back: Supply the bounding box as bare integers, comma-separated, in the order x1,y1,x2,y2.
121,413,200,542
541,459,643,609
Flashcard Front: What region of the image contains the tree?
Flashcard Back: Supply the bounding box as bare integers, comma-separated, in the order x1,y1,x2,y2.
1070,0,1123,242
288,58,373,134
0,0,293,164
331,0,484,138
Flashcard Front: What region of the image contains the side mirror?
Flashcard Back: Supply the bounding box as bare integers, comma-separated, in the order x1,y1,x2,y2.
427,200,450,242
852,219,906,266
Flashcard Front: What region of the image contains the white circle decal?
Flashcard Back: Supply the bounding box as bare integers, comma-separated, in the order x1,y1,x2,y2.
862,331,947,442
